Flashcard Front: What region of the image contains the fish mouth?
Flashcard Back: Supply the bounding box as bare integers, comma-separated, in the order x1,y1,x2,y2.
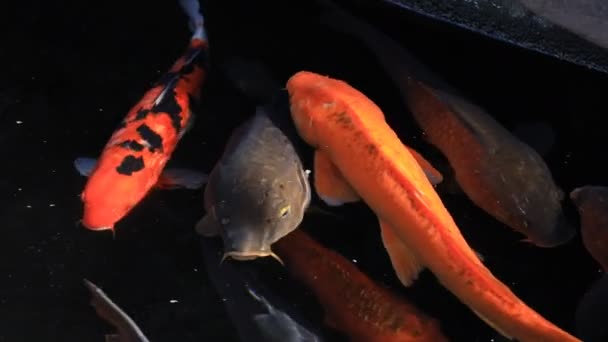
221,251,284,265
78,219,114,232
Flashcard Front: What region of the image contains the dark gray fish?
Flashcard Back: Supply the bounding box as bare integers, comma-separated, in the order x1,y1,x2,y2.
195,96,312,263
200,237,323,342
570,186,608,271
84,279,151,342
575,274,608,342
318,0,574,247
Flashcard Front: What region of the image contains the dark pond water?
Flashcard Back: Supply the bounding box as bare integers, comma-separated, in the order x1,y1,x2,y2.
2,0,608,341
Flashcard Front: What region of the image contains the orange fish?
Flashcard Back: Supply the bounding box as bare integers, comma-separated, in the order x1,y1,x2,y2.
570,186,608,271
317,1,574,248
286,71,579,341
275,228,449,342
74,0,210,232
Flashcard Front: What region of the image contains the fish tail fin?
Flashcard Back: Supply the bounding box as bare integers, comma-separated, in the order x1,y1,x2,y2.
178,0,207,41
74,157,98,177
156,168,208,190
83,279,151,342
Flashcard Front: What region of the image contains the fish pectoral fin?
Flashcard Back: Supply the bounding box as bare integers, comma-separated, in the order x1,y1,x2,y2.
379,219,425,287
195,214,220,237
406,146,444,186
313,150,360,206
156,168,209,190
74,157,98,177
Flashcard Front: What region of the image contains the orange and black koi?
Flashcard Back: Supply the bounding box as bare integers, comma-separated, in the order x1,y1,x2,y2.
75,0,209,231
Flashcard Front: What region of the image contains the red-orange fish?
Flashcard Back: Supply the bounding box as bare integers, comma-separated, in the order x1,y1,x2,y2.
317,1,574,248
74,0,209,232
286,71,579,341
275,229,449,342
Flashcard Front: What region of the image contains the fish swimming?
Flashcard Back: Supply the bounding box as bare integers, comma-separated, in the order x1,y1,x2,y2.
317,0,574,248
286,71,579,341
74,0,210,232
221,56,444,189
574,273,608,342
200,237,323,342
195,93,312,263
275,228,449,342
84,279,151,342
570,185,608,271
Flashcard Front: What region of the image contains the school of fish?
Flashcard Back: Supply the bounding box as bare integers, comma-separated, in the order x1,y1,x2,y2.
72,0,608,341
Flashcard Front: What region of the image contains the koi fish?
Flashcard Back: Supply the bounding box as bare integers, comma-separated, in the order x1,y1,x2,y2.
194,92,312,263
575,274,608,342
570,185,608,271
286,71,580,341
74,0,210,232
200,237,323,342
274,228,449,342
221,56,444,188
317,0,575,248
84,279,151,342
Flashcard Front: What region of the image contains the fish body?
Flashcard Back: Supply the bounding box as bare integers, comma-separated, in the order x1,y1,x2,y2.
200,237,323,342
404,82,573,247
77,0,210,232
570,186,608,271
318,1,574,247
286,71,579,341
275,229,449,342
195,95,311,262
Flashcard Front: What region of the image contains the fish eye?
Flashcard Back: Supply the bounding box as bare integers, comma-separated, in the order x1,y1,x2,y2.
279,205,291,218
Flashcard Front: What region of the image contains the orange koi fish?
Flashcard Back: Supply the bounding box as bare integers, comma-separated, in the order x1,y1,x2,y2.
275,229,449,342
286,71,579,341
317,1,574,248
74,0,210,231
570,186,608,271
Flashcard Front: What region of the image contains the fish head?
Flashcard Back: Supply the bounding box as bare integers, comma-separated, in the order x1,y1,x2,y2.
80,154,155,231
570,186,608,242
212,171,311,261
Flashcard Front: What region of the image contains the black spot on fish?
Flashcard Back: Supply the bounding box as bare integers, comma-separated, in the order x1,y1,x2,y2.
365,143,378,156
333,111,353,129
135,108,151,120
118,140,145,152
157,71,178,87
116,155,145,175
185,47,209,69
151,89,183,132
136,124,163,152
181,62,195,76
